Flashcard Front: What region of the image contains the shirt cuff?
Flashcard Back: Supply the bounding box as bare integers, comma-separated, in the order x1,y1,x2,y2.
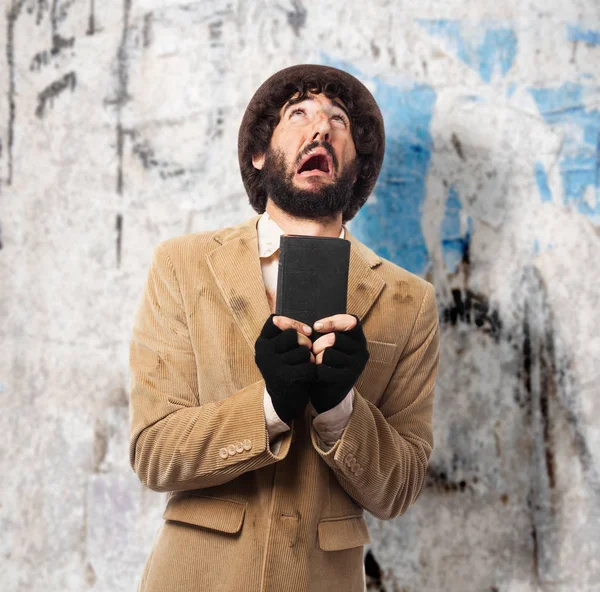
263,385,291,442
310,388,354,447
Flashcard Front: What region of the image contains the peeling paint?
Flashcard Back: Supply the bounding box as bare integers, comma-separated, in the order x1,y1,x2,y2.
529,82,600,222
567,24,600,46
440,186,472,274
417,19,518,82
322,57,436,275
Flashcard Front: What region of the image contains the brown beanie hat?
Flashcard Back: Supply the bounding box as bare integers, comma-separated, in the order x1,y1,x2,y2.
237,64,385,223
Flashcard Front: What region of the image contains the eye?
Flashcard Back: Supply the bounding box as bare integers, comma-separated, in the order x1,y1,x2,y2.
290,108,306,117
333,114,348,125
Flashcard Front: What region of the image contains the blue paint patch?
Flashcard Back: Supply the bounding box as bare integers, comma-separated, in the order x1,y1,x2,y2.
567,24,600,46
533,239,539,255
417,19,518,83
318,55,435,275
478,27,518,83
535,162,552,202
440,187,472,273
529,82,600,222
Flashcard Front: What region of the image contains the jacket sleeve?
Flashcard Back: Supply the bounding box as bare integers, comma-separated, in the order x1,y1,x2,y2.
129,242,293,493
308,282,440,520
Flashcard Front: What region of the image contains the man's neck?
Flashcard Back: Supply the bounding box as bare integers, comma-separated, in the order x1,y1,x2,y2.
265,200,343,238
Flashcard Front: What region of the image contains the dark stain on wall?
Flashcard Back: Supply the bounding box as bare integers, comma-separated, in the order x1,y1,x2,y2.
85,561,97,586
441,288,502,342
364,549,387,591
6,1,26,186
520,276,557,493
526,490,540,584
116,213,123,268
520,269,600,500
132,138,160,169
504,266,600,584
451,132,466,160
35,71,77,117
518,313,533,420
286,0,307,36
538,324,556,490
209,19,223,47
112,0,133,196
30,33,75,71
131,135,188,180
142,11,153,47
209,107,225,140
570,40,578,64
87,0,97,36
425,463,470,493
93,420,108,473
388,46,397,67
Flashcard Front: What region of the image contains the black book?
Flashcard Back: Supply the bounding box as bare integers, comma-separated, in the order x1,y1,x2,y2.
275,234,351,342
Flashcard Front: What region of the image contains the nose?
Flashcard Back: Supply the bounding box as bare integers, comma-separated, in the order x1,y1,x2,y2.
311,111,331,143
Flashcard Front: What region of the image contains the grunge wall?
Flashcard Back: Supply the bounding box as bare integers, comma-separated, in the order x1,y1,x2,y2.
1,1,599,590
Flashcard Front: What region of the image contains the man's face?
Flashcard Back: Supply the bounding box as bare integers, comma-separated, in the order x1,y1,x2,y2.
252,92,358,221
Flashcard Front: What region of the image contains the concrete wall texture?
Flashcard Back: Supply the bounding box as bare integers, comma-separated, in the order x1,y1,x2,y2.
1,1,599,590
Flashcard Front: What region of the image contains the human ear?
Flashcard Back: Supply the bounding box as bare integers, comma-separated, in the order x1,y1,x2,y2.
252,153,265,170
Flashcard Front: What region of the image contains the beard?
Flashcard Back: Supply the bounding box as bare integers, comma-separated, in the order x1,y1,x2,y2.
260,142,358,223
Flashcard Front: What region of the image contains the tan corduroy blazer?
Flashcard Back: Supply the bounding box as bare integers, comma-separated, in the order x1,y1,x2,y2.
129,214,440,592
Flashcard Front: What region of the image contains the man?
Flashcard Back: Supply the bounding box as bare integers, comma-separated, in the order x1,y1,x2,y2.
129,64,440,592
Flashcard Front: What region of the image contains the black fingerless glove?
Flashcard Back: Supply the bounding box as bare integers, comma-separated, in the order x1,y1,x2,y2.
310,314,370,414
255,314,316,425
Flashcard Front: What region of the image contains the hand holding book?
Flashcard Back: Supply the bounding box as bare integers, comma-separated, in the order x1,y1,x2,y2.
270,234,370,414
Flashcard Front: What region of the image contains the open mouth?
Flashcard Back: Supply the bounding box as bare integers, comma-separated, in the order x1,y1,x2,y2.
296,151,332,177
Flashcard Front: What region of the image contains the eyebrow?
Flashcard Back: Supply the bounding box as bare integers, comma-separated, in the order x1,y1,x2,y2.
282,96,350,121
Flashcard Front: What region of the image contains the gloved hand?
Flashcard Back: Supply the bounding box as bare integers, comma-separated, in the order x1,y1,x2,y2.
310,314,370,414
255,313,316,425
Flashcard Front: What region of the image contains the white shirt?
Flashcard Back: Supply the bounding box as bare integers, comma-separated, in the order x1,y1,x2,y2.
258,211,354,454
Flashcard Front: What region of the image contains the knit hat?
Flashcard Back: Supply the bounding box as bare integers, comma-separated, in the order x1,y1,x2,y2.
237,64,385,222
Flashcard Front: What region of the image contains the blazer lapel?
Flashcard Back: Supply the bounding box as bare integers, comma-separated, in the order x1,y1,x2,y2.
344,226,386,322
205,215,271,353
205,215,386,356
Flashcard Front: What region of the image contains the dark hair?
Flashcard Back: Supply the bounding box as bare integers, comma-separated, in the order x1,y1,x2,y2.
238,66,385,223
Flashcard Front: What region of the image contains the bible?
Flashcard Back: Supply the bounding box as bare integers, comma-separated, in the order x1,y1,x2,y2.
275,234,351,342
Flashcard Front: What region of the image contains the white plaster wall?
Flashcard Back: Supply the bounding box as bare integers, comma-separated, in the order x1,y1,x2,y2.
1,1,599,590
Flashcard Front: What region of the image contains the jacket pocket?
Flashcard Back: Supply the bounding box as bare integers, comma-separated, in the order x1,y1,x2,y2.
318,514,371,551
366,340,397,364
356,340,397,401
163,494,247,534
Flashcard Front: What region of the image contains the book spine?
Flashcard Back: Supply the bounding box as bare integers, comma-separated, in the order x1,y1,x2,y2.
275,237,286,315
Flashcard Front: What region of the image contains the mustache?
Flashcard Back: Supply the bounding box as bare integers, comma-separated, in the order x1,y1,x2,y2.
295,141,337,170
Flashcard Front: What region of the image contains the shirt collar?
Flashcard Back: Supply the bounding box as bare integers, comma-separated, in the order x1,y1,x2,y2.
257,211,346,258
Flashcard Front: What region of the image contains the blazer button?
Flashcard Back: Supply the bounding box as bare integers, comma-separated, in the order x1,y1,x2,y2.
243,439,252,451
345,455,356,468
355,467,364,477
235,441,244,453
227,444,237,456
219,448,229,459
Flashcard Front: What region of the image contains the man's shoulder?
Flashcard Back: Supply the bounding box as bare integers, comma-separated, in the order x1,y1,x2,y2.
350,233,432,297
376,256,432,291
158,228,220,257
156,215,259,261
369,253,435,314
